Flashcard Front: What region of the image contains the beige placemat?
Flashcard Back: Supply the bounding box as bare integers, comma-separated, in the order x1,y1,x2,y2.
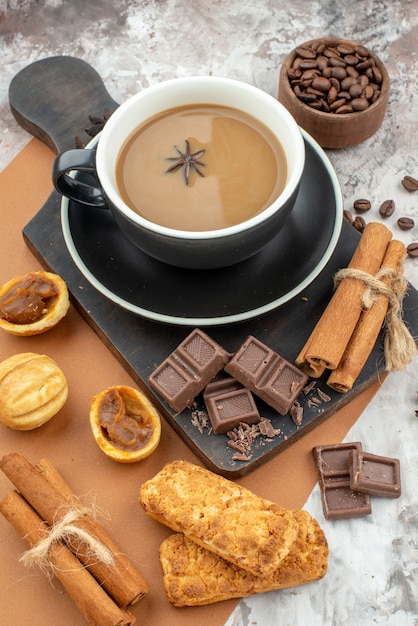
0,138,383,626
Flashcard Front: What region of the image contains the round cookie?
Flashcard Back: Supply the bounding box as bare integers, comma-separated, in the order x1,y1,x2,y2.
0,352,68,430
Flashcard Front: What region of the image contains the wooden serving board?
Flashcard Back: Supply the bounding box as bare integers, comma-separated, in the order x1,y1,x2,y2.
10,56,418,477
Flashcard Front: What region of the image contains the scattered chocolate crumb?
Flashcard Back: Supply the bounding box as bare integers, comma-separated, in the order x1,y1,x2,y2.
258,418,281,437
231,452,252,462
228,439,247,453
191,409,210,434
307,399,318,408
289,401,303,426
303,380,317,395
317,388,332,402
226,418,281,461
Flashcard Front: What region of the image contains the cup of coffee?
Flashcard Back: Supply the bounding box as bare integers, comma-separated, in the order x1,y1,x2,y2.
53,76,305,269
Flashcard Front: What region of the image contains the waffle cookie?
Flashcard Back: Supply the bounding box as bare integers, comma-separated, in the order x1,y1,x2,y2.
139,460,299,577
159,510,328,606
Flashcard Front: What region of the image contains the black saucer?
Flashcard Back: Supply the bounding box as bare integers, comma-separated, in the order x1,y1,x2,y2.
61,130,343,325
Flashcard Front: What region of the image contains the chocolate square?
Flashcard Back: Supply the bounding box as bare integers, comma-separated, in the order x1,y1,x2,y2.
320,478,372,520
349,450,401,498
313,442,363,479
148,329,230,412
224,335,308,415
313,442,372,519
203,377,260,434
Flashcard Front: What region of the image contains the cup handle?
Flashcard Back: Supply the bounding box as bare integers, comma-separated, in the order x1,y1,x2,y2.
52,149,108,208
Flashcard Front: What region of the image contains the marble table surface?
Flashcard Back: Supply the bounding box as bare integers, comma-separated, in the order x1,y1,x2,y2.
1,2,417,625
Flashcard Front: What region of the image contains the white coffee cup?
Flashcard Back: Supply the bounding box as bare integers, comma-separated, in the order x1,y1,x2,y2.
53,76,305,270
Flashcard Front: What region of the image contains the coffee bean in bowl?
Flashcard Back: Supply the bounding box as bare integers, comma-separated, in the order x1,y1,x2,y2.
278,37,390,148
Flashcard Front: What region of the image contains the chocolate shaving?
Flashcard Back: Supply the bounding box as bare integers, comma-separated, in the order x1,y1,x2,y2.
303,380,317,394
289,401,303,426
231,453,252,462
317,388,332,402
225,418,282,462
191,410,210,434
258,418,281,437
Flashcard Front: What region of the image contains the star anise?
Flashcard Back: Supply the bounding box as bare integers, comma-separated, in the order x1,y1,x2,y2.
75,107,113,148
165,140,206,185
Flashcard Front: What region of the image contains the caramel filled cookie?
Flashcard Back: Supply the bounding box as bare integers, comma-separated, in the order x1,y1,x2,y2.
90,385,162,462
0,271,70,336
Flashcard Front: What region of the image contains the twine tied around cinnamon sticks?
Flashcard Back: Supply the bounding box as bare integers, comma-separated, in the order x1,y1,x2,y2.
296,223,417,393
0,453,149,626
20,506,115,573
333,264,416,371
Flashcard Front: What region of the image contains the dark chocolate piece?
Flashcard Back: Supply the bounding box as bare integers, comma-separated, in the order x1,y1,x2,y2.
313,442,363,478
349,450,401,498
320,479,372,520
224,335,308,415
203,377,260,434
313,442,371,519
148,329,230,412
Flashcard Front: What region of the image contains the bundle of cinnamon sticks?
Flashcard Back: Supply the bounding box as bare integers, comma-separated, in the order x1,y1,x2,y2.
296,222,416,393
0,452,149,626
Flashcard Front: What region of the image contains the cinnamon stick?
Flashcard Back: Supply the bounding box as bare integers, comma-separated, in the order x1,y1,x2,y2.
327,240,406,392
0,453,149,608
0,490,135,626
296,222,392,375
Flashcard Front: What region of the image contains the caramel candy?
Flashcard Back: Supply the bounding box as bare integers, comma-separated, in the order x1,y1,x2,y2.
0,352,68,430
90,385,161,462
0,271,70,336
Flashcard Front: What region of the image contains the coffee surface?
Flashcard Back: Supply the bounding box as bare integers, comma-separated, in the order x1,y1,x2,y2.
116,105,287,231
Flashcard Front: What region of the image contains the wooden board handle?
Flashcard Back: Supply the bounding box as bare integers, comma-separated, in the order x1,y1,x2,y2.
9,56,119,154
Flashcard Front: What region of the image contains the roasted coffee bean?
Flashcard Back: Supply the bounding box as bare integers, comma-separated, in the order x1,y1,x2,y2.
362,85,375,100
311,76,331,92
352,216,366,232
317,56,329,70
397,217,415,230
379,199,395,218
353,198,371,212
330,56,346,68
331,66,347,80
349,84,363,98
336,103,353,114
343,209,353,223
406,242,418,258
288,41,383,115
355,44,369,57
341,75,358,90
351,97,369,111
337,44,355,55
401,175,418,192
344,54,359,66
295,46,316,59
330,98,347,111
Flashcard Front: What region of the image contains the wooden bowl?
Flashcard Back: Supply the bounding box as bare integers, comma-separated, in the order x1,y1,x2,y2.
278,37,390,149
